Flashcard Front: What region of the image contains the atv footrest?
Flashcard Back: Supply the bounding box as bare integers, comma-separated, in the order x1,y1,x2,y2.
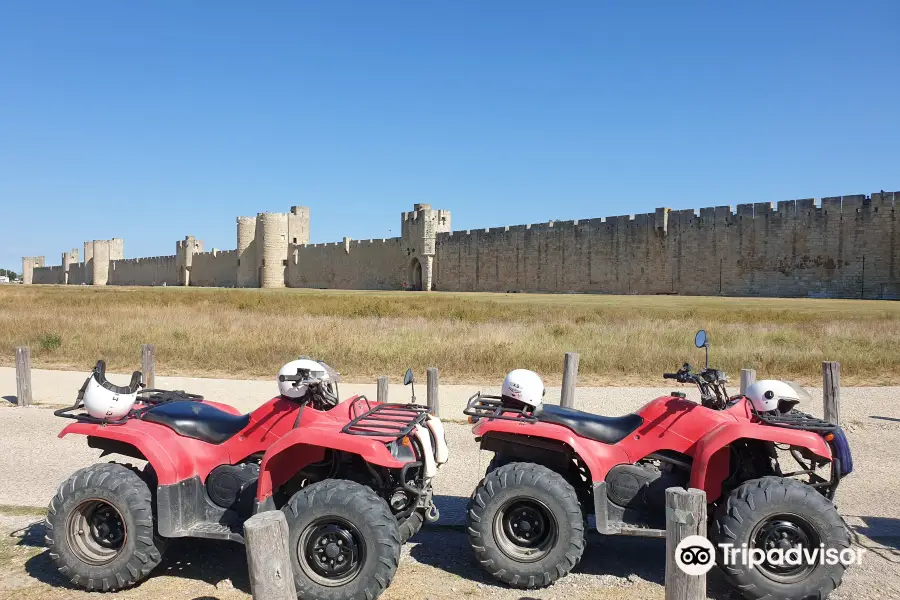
593,481,666,538
187,522,244,543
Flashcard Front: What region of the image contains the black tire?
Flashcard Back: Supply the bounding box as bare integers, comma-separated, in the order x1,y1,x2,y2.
282,479,401,600
467,462,585,589
485,453,510,475
398,509,424,544
712,477,851,600
46,462,166,591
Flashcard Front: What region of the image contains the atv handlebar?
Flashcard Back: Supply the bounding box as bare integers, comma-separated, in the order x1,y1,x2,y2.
663,373,679,380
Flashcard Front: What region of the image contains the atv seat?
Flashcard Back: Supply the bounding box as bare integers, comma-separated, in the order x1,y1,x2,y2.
142,401,250,445
534,404,643,444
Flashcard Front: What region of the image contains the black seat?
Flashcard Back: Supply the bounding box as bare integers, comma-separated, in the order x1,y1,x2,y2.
142,401,250,445
533,404,643,444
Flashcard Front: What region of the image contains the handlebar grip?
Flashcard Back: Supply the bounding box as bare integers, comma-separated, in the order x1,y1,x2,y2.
663,373,678,379
279,374,302,382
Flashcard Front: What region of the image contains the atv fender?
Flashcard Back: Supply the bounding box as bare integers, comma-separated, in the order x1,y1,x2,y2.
256,428,407,504
690,422,833,501
473,420,630,482
59,422,181,483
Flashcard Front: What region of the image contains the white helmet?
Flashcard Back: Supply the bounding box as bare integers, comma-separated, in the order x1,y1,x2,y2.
745,379,804,413
278,358,329,399
501,369,545,407
79,360,142,420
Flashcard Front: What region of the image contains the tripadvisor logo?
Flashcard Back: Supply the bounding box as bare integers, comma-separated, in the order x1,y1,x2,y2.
675,535,865,576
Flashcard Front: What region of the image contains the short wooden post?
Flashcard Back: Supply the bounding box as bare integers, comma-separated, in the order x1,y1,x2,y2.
739,368,756,395
823,361,840,425
561,352,580,408
244,511,298,600
426,367,439,416
377,376,389,403
141,344,155,389
665,487,707,600
15,346,32,406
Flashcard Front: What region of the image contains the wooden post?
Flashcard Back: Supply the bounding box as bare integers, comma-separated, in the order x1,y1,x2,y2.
665,487,707,600
377,376,389,403
823,361,840,425
244,511,298,600
141,344,155,389
15,346,32,406
739,368,756,395
561,352,580,408
426,367,439,416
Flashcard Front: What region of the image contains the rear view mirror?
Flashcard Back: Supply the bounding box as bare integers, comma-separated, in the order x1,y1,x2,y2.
403,368,414,385
694,330,708,348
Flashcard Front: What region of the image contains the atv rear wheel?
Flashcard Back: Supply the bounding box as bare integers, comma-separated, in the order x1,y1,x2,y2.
283,479,401,600
467,462,585,588
713,477,851,600
46,463,166,591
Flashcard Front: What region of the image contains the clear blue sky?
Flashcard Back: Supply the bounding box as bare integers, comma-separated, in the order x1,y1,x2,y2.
2,1,898,272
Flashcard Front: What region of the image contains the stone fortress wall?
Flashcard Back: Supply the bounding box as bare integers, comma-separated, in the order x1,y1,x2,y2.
23,190,900,299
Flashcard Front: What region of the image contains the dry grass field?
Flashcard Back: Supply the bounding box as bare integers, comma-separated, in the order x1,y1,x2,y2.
1,285,898,385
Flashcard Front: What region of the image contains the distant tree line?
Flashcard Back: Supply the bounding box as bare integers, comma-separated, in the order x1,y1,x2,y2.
0,268,20,279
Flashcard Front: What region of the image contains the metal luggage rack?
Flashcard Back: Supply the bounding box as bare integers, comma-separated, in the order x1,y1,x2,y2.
342,401,429,438
755,408,838,433
463,392,538,423
54,388,204,425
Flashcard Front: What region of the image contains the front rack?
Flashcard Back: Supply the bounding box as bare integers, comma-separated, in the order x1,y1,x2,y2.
341,402,429,438
463,392,538,423
755,408,838,432
54,388,204,425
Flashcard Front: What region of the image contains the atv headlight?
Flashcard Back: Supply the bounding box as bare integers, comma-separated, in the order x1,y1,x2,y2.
388,437,416,461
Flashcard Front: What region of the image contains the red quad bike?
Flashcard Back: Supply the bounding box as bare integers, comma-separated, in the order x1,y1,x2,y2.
464,330,854,600
47,362,448,600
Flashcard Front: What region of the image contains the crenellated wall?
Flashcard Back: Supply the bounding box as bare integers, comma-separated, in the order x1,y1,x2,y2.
434,192,900,298
191,249,238,287
22,192,900,299
286,238,405,289
108,255,179,286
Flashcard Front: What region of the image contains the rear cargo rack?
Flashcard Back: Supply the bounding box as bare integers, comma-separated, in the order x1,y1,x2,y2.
341,402,429,438
755,408,838,432
54,389,204,425
463,392,538,423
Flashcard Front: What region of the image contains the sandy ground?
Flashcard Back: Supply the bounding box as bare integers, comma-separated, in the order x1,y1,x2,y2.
0,371,899,599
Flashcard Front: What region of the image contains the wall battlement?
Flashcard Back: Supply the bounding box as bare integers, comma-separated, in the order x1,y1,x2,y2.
23,191,900,299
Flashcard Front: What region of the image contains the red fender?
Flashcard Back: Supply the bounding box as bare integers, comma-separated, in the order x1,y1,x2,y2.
58,421,232,485
690,422,833,501
60,422,180,483
472,419,630,482
256,428,407,502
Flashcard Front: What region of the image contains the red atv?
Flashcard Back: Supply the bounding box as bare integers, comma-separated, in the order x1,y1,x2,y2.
463,331,853,600
47,362,447,600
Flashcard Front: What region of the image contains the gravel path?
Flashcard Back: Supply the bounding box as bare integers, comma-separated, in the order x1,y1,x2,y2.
1,371,899,599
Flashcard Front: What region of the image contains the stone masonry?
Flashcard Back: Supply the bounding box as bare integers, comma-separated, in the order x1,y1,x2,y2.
23,190,900,299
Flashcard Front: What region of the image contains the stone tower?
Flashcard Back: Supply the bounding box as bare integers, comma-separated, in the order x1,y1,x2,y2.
401,204,451,291
21,256,45,285
176,236,204,286
236,206,310,288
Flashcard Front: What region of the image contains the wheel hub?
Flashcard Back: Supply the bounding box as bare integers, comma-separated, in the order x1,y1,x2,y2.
299,519,364,586
493,498,558,563
752,514,820,583
66,500,126,566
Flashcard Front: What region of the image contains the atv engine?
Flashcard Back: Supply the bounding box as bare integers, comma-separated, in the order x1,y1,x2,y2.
206,463,260,513
605,458,688,526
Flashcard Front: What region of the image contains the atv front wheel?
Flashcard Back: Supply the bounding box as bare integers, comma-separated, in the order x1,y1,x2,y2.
467,462,585,588
46,463,166,591
713,477,851,600
283,479,401,600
